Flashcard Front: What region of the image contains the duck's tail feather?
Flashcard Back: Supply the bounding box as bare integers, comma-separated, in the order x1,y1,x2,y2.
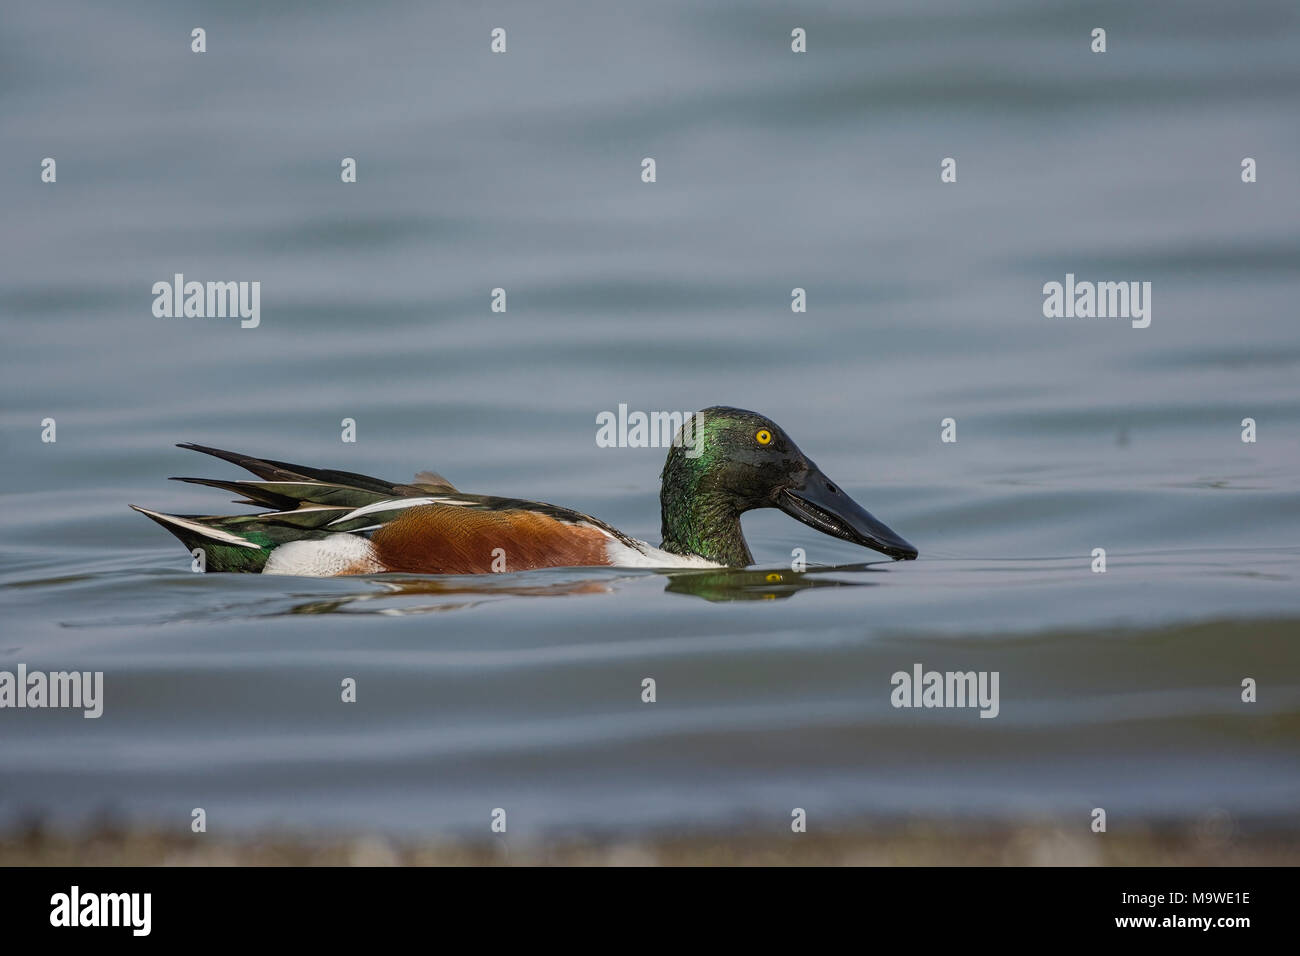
131,502,356,571
131,505,266,572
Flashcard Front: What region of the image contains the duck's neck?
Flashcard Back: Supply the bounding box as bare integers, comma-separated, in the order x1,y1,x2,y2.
659,467,753,567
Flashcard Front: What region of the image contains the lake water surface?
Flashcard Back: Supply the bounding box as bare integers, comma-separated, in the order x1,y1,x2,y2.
2,0,1298,843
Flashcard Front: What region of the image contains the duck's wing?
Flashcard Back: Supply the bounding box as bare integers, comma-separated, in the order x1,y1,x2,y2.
132,444,457,572
133,444,651,574
175,442,452,496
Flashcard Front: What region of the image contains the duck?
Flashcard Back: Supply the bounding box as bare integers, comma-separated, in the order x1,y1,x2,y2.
131,406,918,576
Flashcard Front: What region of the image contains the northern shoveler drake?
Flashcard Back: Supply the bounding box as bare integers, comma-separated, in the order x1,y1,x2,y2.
132,406,918,576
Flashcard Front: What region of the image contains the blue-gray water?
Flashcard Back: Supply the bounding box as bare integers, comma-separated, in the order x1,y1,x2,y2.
2,1,1298,842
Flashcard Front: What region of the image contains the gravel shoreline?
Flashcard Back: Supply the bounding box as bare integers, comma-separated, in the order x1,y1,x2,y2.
5,820,1297,866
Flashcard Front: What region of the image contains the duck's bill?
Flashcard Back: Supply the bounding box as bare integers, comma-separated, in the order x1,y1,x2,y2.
778,470,918,561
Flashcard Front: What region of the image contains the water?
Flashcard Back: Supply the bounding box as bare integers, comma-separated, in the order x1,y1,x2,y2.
2,0,1298,841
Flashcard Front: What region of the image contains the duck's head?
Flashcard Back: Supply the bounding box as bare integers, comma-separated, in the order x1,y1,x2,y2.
659,406,918,567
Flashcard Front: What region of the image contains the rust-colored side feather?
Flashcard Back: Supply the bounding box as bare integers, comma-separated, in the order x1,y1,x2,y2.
370,505,613,574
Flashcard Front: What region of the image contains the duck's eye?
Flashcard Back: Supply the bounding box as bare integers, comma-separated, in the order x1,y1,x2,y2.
756,429,772,445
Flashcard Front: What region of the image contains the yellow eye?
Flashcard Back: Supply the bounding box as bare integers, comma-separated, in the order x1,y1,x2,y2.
756,429,772,445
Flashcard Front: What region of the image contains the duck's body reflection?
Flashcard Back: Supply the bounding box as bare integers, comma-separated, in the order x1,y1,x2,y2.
284,564,887,615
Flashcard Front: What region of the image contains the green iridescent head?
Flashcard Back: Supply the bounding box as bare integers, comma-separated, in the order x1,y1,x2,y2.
658,406,918,567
